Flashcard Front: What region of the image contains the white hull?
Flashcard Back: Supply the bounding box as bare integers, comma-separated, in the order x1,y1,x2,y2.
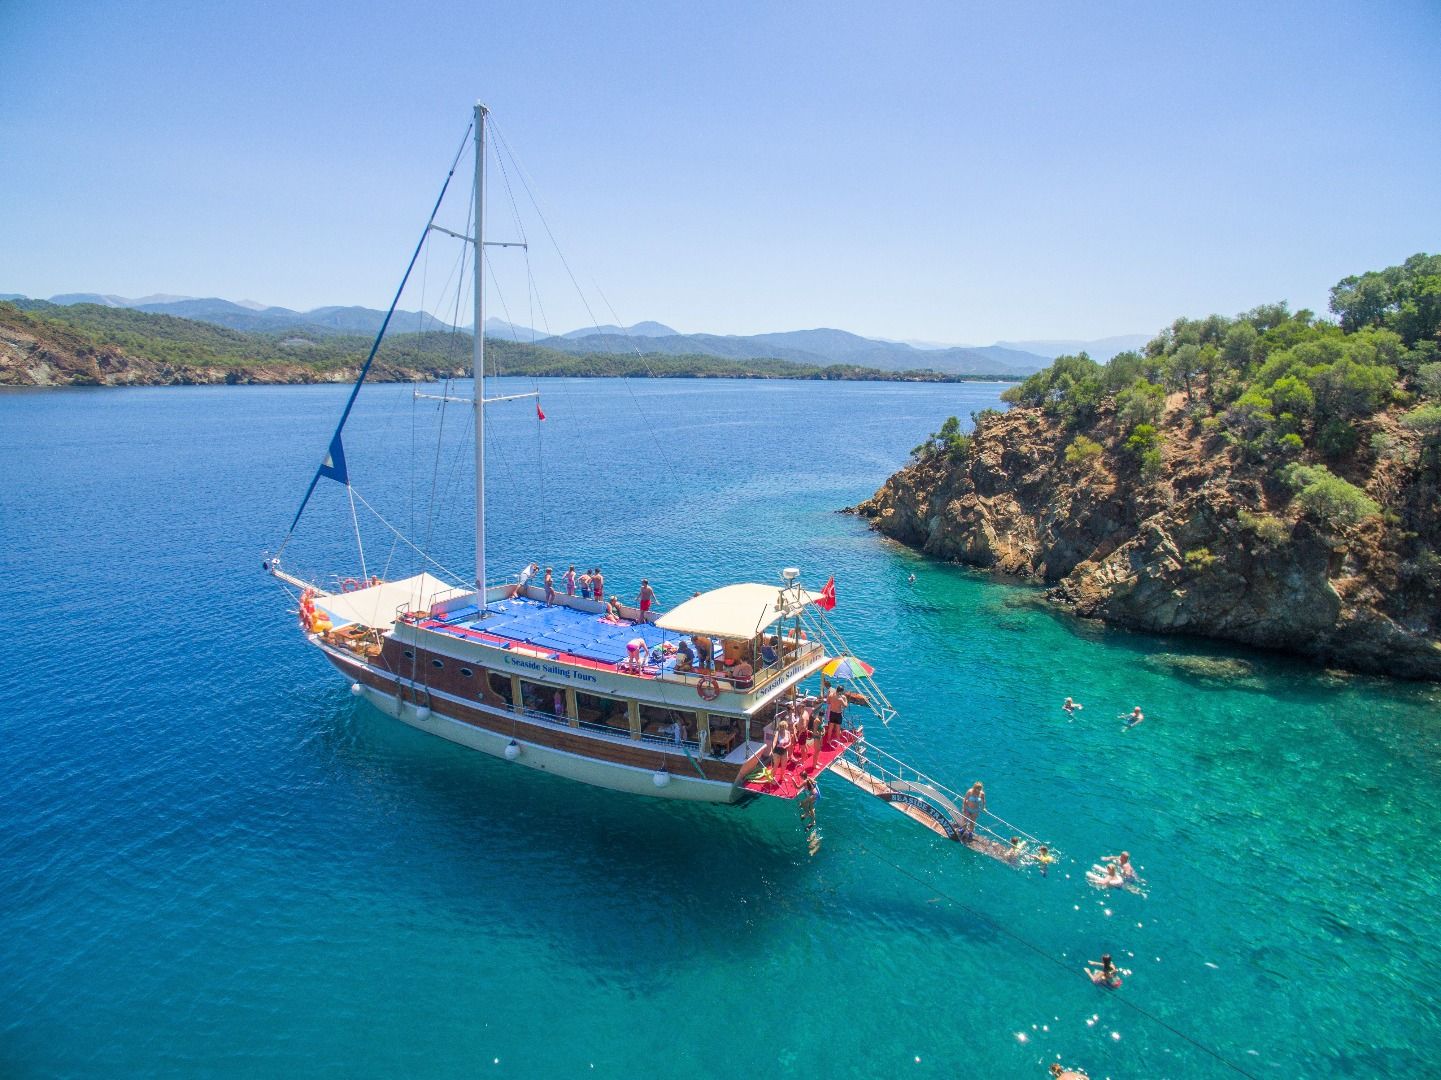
352,683,742,804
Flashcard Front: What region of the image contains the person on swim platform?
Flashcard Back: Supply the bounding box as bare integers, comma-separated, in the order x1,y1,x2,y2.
564,565,576,596
543,567,556,605
770,719,793,779
605,595,625,620
578,570,592,599
960,781,986,838
637,579,655,617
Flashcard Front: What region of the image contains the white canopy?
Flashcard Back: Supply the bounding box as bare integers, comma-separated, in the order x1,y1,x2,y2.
315,573,458,628
655,583,817,640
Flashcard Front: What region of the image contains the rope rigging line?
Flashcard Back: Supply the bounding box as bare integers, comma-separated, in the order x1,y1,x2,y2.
348,486,468,585
489,120,671,462
852,841,1260,1079
278,120,474,557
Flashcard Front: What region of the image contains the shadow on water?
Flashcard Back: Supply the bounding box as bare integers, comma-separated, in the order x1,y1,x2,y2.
305,691,1013,955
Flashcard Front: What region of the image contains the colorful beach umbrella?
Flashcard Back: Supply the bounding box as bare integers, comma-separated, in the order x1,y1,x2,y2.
822,655,874,679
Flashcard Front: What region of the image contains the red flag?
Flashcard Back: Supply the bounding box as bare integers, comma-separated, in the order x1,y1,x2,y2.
536,402,546,421
815,575,836,612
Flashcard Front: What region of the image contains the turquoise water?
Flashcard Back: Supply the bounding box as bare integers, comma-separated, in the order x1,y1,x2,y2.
2,377,1439,1078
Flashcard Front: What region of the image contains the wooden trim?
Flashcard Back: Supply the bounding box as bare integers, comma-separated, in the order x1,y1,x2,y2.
328,645,743,784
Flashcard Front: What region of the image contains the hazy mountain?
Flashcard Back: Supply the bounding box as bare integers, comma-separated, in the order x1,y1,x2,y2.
535,327,1048,376
997,334,1151,362
560,320,677,339
18,290,1052,374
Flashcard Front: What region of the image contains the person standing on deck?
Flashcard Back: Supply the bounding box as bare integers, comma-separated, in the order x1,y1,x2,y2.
543,567,556,605
823,684,847,749
518,562,539,589
564,565,577,597
592,568,605,603
579,569,593,600
637,579,655,619
693,634,714,670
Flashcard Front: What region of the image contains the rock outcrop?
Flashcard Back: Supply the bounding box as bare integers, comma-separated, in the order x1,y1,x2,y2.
854,403,1441,680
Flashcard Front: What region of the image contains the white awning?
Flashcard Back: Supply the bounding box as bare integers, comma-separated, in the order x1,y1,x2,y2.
314,573,459,628
655,583,816,640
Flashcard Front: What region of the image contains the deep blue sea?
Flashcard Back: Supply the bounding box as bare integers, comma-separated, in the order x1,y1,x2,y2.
2,377,1439,1079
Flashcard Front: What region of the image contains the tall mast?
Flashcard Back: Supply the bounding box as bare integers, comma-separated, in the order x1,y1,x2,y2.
472,102,488,598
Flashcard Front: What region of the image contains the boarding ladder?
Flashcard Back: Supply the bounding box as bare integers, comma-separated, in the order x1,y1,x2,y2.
830,740,1052,866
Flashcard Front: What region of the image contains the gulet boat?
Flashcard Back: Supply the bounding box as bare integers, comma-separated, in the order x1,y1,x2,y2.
266,104,1046,855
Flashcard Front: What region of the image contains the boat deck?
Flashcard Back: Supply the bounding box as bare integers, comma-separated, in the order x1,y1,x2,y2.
418,596,675,675
742,730,859,799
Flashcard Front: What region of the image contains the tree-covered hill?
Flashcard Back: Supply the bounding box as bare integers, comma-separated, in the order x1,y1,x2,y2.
0,300,1018,387
858,253,1441,679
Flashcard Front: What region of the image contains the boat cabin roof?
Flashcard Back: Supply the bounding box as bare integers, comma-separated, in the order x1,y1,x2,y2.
655,582,817,639
315,572,453,629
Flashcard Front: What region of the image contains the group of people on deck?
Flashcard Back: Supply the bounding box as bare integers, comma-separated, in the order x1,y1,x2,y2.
521,563,657,621
761,683,856,782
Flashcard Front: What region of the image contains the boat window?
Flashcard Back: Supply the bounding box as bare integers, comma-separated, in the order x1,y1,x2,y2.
431,658,444,669
460,667,474,678
519,679,566,719
403,649,415,659
575,690,630,734
638,704,696,742
485,671,514,707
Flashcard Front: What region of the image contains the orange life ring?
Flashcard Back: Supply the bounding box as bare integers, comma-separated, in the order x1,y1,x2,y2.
696,676,721,701
341,578,361,592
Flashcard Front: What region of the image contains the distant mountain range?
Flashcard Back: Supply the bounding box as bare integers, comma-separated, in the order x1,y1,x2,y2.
7,292,1149,375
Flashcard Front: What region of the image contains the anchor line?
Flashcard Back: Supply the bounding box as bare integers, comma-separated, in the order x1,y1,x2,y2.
853,842,1260,1079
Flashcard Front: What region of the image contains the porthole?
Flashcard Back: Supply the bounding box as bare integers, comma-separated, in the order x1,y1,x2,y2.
460,667,474,678
431,658,445,669
403,649,415,659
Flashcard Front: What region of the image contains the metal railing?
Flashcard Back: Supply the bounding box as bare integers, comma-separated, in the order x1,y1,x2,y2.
841,740,1045,850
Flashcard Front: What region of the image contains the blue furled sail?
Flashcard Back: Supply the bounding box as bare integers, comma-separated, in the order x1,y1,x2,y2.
281,125,474,545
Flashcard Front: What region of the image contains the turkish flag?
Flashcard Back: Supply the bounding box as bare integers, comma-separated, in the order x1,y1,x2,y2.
815,575,836,611
536,403,546,421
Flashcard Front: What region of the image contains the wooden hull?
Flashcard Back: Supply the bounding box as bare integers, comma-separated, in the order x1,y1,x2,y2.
319,641,751,804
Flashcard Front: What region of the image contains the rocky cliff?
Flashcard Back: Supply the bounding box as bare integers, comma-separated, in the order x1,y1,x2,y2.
854,402,1441,680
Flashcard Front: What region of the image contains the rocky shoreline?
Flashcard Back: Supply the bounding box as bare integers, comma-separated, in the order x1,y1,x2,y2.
852,404,1441,681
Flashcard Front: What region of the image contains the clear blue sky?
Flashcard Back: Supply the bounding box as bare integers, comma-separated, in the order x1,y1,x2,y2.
2,1,1438,344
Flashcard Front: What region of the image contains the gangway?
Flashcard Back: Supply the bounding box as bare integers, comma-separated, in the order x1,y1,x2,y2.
830,740,1053,867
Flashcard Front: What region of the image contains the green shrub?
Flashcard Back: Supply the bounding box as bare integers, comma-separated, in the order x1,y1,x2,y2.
912,415,973,462
1282,463,1381,529
1277,433,1304,456
1139,448,1164,480
1064,434,1104,465
1116,379,1166,430
1238,509,1290,547
1401,404,1441,436
1124,424,1160,455
1415,363,1441,399
1184,547,1218,570
1316,418,1359,458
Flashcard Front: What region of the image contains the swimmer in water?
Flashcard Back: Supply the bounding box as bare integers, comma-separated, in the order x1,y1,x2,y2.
1007,836,1028,862
1085,953,1124,989
1087,861,1125,889
1035,845,1056,877
1124,706,1144,728
908,572,916,585
1063,696,1083,716
1100,850,1139,882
